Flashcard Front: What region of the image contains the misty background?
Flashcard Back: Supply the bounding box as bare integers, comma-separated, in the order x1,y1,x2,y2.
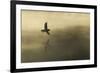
21,10,90,63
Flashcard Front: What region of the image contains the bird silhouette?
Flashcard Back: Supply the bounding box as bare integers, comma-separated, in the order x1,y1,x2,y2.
41,22,50,35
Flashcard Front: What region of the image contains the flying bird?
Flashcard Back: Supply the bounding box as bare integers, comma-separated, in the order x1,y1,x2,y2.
41,22,50,35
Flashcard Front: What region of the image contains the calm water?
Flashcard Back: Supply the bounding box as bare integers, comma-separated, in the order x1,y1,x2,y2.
21,26,90,63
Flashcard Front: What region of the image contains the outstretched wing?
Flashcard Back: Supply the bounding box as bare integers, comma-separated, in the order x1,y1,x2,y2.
44,22,47,29
46,31,50,35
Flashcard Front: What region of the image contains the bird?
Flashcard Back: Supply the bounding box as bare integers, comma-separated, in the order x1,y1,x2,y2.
41,22,50,35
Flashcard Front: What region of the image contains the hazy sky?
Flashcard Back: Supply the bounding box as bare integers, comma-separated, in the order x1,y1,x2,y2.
21,10,90,31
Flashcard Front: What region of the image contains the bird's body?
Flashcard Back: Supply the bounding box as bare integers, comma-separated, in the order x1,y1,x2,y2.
41,22,50,35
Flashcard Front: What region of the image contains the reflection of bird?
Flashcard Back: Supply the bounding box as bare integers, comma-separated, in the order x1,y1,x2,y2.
41,22,50,35
44,39,49,52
